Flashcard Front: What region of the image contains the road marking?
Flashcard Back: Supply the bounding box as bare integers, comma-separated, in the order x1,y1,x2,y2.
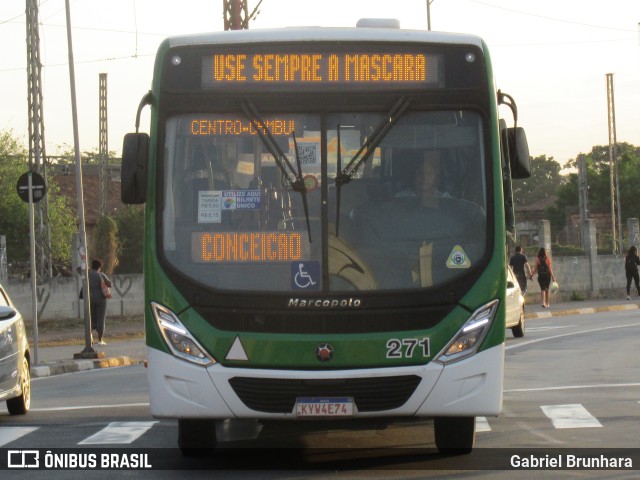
0,427,39,446
475,417,491,432
30,402,149,412
505,382,640,393
541,404,602,429
78,421,158,445
506,321,640,351
526,325,577,332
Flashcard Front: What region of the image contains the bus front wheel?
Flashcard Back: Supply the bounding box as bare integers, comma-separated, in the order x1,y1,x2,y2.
178,419,217,456
434,416,475,455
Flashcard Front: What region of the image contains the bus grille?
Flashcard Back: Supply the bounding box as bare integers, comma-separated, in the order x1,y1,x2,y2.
199,307,452,334
228,375,422,413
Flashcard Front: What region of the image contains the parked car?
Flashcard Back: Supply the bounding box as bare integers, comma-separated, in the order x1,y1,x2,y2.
0,283,31,415
505,267,526,337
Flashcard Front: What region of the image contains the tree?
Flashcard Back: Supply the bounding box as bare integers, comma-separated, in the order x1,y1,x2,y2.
0,130,77,271
549,143,640,237
90,215,120,276
511,154,564,207
0,131,30,262
49,143,118,165
112,205,144,274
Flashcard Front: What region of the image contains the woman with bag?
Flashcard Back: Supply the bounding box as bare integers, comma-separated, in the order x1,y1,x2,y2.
529,247,557,308
89,259,112,345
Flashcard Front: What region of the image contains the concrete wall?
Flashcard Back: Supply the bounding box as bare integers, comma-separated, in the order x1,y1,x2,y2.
4,274,144,321
525,254,627,302
2,254,630,321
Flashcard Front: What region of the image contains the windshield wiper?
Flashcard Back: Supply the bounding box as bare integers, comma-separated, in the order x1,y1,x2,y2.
335,97,411,187
241,100,312,242
291,132,312,243
334,97,411,235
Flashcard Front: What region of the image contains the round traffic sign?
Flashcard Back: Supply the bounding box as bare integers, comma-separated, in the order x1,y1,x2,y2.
16,171,47,203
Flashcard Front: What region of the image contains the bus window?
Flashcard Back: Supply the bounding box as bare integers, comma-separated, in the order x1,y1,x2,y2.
161,110,486,292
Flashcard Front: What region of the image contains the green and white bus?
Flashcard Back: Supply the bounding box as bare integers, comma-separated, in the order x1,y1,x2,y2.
122,18,530,454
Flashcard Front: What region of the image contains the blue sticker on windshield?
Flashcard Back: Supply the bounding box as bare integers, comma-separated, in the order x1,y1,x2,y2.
292,261,320,290
221,190,262,210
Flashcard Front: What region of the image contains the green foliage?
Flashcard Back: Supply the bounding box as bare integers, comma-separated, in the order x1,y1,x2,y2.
90,215,120,275
512,154,564,207
51,143,118,165
0,131,30,261
112,205,144,274
47,180,77,263
554,143,640,227
0,131,77,266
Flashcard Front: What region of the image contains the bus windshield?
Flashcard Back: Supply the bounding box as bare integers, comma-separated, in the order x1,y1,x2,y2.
161,108,487,292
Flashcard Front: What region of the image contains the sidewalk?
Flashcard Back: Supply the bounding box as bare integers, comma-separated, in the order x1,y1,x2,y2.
31,338,145,378
29,298,640,378
525,297,640,319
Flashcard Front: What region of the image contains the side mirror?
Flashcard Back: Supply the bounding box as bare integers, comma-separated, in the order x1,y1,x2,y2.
504,127,531,179
0,306,16,321
121,133,149,204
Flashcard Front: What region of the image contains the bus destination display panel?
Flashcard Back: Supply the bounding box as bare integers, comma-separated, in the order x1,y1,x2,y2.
201,46,443,91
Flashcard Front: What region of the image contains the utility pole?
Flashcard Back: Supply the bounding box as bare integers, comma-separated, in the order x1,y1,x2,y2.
223,0,249,30
577,154,589,248
606,73,622,255
99,73,108,217
426,0,434,31
223,0,262,30
26,0,52,278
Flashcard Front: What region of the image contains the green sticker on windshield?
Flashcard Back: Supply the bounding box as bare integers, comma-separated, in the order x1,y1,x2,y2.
446,245,470,269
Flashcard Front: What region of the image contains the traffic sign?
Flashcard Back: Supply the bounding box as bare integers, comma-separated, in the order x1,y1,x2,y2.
16,171,47,203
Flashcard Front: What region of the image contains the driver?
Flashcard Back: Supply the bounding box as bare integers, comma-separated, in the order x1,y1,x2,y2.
395,150,451,206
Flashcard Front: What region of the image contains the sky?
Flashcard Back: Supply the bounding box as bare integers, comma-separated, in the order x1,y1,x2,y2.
1,0,639,167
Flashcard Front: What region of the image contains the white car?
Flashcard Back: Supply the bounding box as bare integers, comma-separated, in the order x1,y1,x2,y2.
0,283,31,415
505,267,526,337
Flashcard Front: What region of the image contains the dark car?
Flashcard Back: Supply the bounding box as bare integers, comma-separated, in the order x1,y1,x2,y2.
0,283,31,415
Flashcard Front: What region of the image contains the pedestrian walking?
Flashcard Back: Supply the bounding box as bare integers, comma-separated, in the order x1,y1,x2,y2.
509,245,532,295
88,259,112,345
624,245,640,300
529,247,556,308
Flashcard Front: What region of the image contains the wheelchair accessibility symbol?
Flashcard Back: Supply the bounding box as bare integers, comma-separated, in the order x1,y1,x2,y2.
292,261,320,290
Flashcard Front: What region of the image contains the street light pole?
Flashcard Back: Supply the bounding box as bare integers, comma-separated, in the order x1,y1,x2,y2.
426,0,434,31
65,0,97,358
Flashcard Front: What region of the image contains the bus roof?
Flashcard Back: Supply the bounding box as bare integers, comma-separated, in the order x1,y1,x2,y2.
166,26,485,50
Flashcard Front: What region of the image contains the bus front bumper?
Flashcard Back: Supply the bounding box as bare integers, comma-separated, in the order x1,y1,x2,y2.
146,343,504,419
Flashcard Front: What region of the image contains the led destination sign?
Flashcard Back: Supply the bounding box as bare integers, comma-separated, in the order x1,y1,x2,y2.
190,118,295,136
192,232,304,263
201,48,441,90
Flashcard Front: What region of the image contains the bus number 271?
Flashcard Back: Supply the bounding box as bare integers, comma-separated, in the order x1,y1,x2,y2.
386,338,430,359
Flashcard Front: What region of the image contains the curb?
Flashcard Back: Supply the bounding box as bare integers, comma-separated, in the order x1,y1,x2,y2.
31,356,143,378
524,303,640,320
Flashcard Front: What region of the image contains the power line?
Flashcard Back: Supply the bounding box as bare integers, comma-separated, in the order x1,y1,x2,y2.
1,19,170,37
468,0,639,33
492,36,638,48
0,53,155,73
0,0,53,25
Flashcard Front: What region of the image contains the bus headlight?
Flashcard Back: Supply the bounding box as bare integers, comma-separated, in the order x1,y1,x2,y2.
435,300,499,364
151,302,216,366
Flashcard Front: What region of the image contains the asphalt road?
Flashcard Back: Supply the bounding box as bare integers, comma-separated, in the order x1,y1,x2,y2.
2,307,640,478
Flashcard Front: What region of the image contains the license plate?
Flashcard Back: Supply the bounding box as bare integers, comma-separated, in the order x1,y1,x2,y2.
295,397,354,417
